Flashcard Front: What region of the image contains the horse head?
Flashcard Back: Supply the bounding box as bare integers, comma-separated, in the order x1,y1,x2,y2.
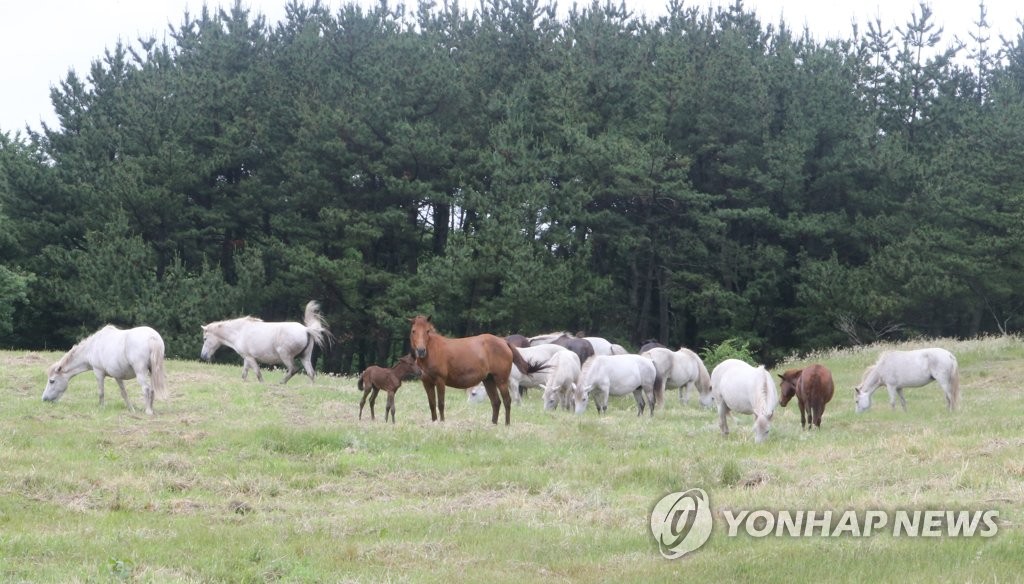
396,354,422,380
854,386,871,413
409,315,434,359
542,386,561,412
42,362,74,402
199,324,223,361
778,369,801,407
572,380,593,415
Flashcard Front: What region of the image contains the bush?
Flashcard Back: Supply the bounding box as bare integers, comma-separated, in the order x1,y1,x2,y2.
701,338,758,371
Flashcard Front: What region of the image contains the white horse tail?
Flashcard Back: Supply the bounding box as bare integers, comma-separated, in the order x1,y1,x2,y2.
696,358,712,396
653,368,665,407
757,366,776,419
149,336,169,400
303,300,333,349
948,355,960,411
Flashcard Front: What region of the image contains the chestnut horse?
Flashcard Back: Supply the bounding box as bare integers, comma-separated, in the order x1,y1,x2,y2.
409,315,534,425
358,354,420,423
779,364,835,429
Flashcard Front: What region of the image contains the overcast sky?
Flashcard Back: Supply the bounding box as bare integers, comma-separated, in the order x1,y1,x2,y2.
2,1,1022,134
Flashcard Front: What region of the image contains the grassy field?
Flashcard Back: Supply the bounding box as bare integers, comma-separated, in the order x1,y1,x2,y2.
1,336,1021,583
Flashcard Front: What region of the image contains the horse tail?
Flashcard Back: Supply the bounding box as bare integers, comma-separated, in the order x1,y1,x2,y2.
507,343,538,375
697,358,712,396
949,355,960,411
357,371,365,393
149,335,169,400
758,366,776,419
303,300,333,350
653,368,665,407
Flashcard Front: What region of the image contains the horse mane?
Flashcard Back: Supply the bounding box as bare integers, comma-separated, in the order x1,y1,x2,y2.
48,342,83,375
207,315,264,328
48,325,120,374
858,364,878,385
530,331,573,344
578,354,599,383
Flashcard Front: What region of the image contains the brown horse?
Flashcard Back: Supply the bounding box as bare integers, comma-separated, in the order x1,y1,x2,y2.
409,315,534,425
358,354,420,423
779,364,835,429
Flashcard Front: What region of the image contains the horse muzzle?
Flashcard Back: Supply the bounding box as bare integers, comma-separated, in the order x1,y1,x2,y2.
415,348,427,359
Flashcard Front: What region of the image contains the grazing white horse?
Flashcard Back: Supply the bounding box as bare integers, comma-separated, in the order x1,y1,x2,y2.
467,344,569,404
541,350,582,411
200,300,331,384
642,347,713,407
710,359,778,443
42,325,168,415
855,348,959,413
573,354,660,416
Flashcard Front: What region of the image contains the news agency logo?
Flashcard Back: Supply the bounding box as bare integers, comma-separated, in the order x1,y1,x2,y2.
649,488,713,559
651,489,1000,559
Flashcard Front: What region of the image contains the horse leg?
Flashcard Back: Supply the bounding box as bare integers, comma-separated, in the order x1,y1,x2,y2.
369,387,380,420
437,384,447,422
895,387,907,411
136,372,155,416
242,357,264,383
423,380,438,422
483,379,501,424
633,389,644,416
500,383,512,426
358,385,370,420
279,350,300,384
135,367,155,415
718,401,730,436
252,359,264,383
115,379,136,414
280,363,299,384
798,397,807,429
509,378,522,406
94,371,106,407
939,379,955,411
386,390,396,424
886,385,900,410
300,343,317,383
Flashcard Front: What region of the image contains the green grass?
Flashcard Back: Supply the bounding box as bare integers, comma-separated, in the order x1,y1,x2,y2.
1,336,1021,582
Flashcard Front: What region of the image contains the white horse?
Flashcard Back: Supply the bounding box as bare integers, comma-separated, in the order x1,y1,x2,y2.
467,344,569,404
710,359,778,443
541,350,582,411
528,332,625,357
573,354,660,416
200,300,331,384
642,346,713,407
855,348,959,413
42,325,168,415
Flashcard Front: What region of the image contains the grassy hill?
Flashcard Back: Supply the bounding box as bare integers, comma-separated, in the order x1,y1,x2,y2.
1,336,1021,582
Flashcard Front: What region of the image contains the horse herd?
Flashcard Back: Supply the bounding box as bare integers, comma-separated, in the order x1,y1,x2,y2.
38,302,962,442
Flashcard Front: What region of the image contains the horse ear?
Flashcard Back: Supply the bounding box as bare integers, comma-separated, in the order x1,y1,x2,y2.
426,315,433,323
